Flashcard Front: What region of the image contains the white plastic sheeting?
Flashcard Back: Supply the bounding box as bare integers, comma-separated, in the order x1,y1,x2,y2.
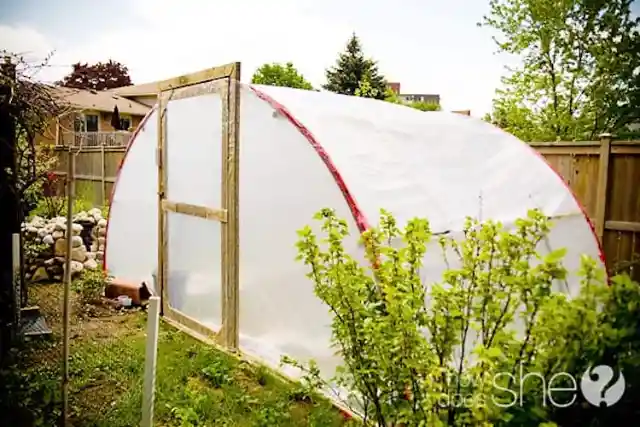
105,83,604,389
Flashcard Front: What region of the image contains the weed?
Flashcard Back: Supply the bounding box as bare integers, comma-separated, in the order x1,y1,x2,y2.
72,268,109,303
200,358,233,388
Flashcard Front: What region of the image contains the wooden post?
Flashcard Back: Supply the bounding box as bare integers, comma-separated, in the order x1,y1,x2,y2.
62,151,75,427
156,98,167,316
100,141,106,206
221,64,241,350
594,133,613,243
141,296,161,427
12,234,20,336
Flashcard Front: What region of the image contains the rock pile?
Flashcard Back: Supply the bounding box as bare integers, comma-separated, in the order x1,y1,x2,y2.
22,208,108,282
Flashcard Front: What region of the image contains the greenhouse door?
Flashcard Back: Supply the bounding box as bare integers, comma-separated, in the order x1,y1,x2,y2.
156,63,241,349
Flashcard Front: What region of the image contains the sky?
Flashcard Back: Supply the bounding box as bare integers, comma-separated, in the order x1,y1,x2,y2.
2,0,632,117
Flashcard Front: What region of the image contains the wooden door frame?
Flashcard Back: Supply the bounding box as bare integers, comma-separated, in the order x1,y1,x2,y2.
156,62,241,350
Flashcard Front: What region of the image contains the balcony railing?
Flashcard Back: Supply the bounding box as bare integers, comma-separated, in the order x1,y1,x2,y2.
59,131,133,148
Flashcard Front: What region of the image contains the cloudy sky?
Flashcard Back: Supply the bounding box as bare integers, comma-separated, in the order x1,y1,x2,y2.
2,0,627,117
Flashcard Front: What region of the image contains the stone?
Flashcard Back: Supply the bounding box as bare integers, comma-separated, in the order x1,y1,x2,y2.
71,260,83,274
44,258,56,266
52,230,63,239
84,259,98,270
31,266,49,282
90,243,98,252
98,228,107,237
71,223,83,235
42,234,54,245
26,226,38,234
37,228,48,238
97,219,107,228
54,238,67,256
71,235,83,248
54,221,66,231
86,252,96,260
55,257,66,264
98,244,105,252
96,251,104,261
97,237,106,245
71,245,87,262
53,275,62,281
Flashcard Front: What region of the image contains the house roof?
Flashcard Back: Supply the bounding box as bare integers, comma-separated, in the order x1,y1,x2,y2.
109,81,159,97
49,86,151,116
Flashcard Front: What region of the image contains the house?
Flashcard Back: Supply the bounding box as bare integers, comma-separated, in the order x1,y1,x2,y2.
386,82,440,106
108,82,159,108
38,86,151,148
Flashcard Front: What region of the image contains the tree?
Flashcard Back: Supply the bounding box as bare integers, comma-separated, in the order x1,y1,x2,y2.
481,0,640,141
408,100,441,112
57,59,133,91
323,33,388,100
0,51,65,358
251,62,314,90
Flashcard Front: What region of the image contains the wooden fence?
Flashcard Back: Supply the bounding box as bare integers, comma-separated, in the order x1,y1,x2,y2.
53,146,126,207
51,135,639,280
531,135,640,281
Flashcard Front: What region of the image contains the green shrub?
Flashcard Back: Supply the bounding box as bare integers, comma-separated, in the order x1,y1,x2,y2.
291,208,640,426
72,268,109,303
30,181,98,219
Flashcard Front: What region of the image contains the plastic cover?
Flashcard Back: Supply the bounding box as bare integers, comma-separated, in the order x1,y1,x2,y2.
106,83,604,396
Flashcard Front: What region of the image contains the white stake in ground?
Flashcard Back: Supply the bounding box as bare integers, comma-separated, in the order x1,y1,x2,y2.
141,296,161,427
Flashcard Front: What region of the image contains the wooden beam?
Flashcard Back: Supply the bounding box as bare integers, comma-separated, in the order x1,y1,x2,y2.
535,146,599,156
161,200,227,222
157,93,168,316
605,221,640,233
53,172,115,183
157,63,237,92
54,146,126,153
221,63,241,350
529,141,600,147
169,79,226,101
594,133,612,242
164,306,219,341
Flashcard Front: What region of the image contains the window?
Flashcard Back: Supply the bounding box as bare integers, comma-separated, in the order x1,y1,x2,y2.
85,114,99,132
119,116,131,131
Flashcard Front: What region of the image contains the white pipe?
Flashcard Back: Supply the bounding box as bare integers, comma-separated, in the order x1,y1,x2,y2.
141,296,161,427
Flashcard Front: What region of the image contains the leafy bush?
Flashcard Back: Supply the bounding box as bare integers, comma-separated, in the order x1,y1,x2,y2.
291,208,640,426
72,268,109,303
30,179,96,219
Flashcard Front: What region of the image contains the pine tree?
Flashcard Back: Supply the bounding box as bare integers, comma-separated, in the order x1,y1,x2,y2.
323,33,388,100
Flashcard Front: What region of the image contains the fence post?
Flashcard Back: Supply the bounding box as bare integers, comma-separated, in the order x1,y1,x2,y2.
141,296,161,427
594,133,613,243
100,142,106,206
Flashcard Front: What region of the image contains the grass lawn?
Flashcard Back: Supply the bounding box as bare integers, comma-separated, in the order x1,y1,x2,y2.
0,283,355,427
